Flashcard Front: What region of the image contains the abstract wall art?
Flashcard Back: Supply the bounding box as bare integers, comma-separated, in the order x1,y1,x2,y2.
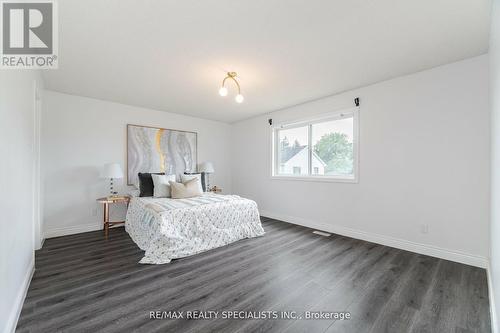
127,124,197,185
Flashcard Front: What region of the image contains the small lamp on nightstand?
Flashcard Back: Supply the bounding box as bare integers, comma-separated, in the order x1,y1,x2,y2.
101,163,123,198
198,162,214,191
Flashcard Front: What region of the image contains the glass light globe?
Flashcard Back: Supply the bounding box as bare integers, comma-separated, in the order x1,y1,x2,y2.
235,94,244,103
218,87,228,97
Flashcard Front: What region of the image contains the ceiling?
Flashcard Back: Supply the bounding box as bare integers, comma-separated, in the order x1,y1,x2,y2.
42,0,491,123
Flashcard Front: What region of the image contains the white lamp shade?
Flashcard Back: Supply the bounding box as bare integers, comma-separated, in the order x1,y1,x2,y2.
198,162,214,173
101,163,123,178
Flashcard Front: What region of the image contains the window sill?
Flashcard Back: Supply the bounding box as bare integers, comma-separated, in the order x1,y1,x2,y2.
270,175,358,183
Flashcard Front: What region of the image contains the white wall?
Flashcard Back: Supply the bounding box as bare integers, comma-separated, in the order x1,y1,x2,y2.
490,0,500,330
232,55,490,267
42,91,232,237
0,70,43,333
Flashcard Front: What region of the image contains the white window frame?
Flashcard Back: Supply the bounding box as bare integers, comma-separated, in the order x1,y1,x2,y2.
270,107,359,183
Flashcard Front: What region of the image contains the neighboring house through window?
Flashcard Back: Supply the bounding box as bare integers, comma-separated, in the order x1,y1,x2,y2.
272,107,358,182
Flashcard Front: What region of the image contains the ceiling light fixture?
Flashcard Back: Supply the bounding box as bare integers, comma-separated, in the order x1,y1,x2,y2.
219,72,244,103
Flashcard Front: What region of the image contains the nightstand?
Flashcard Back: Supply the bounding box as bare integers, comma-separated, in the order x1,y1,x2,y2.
96,196,130,239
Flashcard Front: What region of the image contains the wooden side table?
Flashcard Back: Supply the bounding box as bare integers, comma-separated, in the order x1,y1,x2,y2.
96,196,130,239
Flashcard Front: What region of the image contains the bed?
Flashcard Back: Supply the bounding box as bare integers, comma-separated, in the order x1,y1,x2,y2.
125,193,265,264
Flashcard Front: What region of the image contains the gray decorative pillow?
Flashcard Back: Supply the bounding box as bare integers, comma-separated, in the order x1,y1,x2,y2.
138,172,164,197
169,178,203,199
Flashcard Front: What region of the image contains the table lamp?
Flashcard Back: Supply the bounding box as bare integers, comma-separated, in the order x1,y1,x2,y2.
198,162,214,191
101,163,123,198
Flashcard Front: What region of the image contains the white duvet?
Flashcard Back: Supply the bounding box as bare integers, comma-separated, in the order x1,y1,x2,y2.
125,193,265,264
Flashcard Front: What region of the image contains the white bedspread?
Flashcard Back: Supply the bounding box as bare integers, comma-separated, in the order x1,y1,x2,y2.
125,193,265,264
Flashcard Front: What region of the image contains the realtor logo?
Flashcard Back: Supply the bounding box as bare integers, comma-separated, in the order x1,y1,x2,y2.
1,0,58,68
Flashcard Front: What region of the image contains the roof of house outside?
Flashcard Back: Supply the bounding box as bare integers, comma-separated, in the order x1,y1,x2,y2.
281,146,327,166
281,145,306,163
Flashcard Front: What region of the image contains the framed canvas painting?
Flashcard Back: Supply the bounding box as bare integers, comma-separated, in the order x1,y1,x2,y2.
127,124,198,185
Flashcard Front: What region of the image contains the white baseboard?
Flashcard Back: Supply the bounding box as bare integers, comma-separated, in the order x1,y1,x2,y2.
5,258,34,333
260,210,489,268
44,223,101,239
35,236,45,250
488,264,499,333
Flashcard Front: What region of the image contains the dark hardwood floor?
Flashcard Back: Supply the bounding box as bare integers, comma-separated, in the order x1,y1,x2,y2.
17,217,491,333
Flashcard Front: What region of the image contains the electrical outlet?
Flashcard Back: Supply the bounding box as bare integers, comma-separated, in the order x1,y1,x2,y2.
420,224,429,234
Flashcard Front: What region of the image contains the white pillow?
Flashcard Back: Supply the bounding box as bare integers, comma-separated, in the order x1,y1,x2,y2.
152,174,176,198
180,174,204,193
169,178,203,199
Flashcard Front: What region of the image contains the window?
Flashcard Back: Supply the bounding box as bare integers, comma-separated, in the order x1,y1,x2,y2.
276,125,309,176
272,108,358,182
